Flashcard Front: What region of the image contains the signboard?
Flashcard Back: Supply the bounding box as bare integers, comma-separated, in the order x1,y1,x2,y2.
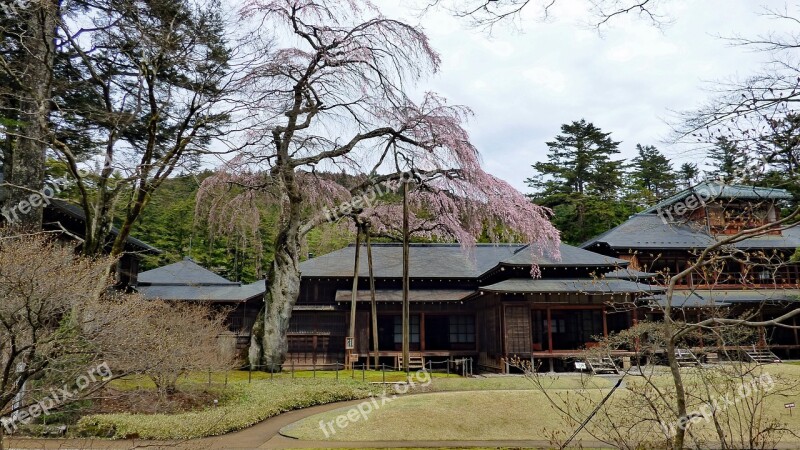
786,403,795,416
574,362,587,371
345,336,355,350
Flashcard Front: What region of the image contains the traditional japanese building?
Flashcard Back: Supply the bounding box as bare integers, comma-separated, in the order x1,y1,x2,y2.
286,182,800,370
136,257,266,347
581,182,800,358
288,243,658,371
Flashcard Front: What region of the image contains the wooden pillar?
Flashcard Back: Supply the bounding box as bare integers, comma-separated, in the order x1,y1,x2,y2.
401,181,410,372
367,228,379,368
602,307,608,338
420,313,426,352
546,307,553,353
474,313,480,352
348,229,362,369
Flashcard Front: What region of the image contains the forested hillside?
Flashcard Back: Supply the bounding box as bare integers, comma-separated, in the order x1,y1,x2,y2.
130,173,354,282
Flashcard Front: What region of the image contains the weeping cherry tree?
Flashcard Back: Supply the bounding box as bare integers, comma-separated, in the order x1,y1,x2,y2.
198,0,561,371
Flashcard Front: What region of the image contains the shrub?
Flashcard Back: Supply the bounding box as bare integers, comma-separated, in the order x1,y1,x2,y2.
76,379,378,439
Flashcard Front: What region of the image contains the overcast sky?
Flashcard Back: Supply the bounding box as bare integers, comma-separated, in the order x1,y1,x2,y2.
374,0,795,192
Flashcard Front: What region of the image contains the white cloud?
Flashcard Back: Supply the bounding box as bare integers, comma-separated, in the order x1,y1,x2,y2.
382,0,790,192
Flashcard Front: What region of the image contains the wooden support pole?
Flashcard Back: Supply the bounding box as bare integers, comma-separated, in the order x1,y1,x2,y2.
367,229,380,368
547,307,553,353
348,226,362,369
402,181,410,373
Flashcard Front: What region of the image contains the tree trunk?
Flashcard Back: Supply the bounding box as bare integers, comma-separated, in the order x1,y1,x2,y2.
258,231,302,372
252,172,304,372
665,318,688,450
2,0,59,231
110,185,151,257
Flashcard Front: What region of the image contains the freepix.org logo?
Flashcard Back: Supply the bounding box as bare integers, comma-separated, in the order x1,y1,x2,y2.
656,154,770,225
656,182,722,225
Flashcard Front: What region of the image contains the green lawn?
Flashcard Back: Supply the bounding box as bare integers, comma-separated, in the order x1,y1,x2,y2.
283,364,800,445
424,373,612,392
283,389,606,441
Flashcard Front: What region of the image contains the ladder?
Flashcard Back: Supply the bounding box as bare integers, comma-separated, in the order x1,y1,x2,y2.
674,348,700,367
744,346,782,364
585,357,619,375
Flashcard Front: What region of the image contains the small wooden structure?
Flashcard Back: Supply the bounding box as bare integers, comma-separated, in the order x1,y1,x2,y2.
585,357,619,375
674,348,700,367
744,346,782,364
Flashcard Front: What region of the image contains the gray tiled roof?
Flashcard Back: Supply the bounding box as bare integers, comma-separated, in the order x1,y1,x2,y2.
300,243,522,278
137,280,265,302
601,268,658,280
581,214,800,250
644,289,800,308
641,182,793,215
138,257,236,286
480,278,663,294
334,289,475,302
137,257,266,302
501,243,628,267
299,243,626,279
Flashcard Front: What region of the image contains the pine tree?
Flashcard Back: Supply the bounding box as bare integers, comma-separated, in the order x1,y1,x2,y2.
678,162,699,188
526,119,625,243
707,137,748,183
628,144,678,203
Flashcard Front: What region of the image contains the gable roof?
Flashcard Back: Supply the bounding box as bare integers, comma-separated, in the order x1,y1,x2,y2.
581,213,800,250
138,257,236,286
480,278,662,294
300,243,522,279
644,289,800,308
500,243,627,267
299,242,627,279
136,257,266,303
137,280,265,303
640,181,793,215
601,268,658,280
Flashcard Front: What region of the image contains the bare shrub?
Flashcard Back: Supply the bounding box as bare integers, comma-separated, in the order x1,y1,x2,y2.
85,296,236,395
0,234,113,443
